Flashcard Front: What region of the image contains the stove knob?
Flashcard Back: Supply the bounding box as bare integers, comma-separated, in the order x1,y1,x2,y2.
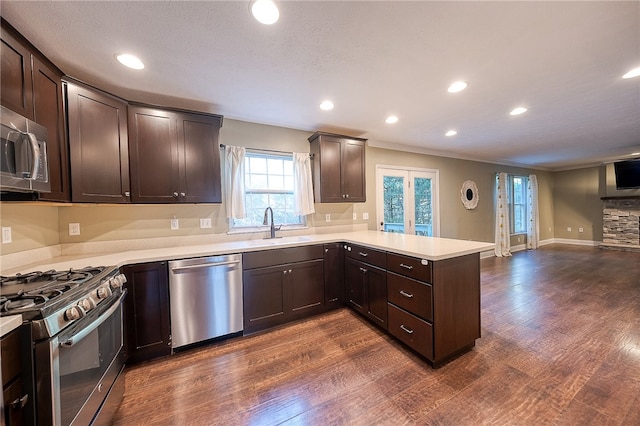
109,274,126,289
78,297,97,312
96,285,112,299
64,305,85,321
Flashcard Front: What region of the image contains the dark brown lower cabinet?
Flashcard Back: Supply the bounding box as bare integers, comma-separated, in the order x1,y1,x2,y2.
243,245,325,334
121,262,171,364
1,327,29,426
323,243,344,310
345,257,387,330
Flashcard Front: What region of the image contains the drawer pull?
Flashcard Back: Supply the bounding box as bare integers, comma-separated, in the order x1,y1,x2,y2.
400,325,414,334
11,394,28,409
400,263,413,270
359,267,367,273
399,290,414,298
358,252,368,257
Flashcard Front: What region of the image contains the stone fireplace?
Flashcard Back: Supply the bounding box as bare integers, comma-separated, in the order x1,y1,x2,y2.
602,197,640,251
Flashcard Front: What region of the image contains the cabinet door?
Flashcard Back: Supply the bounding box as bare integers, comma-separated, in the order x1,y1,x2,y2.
177,113,222,203
365,265,387,329
32,56,69,201
316,136,344,202
345,257,366,313
66,82,130,203
323,243,344,309
122,262,171,364
289,259,325,319
243,265,287,334
0,24,33,119
128,106,179,203
342,138,366,202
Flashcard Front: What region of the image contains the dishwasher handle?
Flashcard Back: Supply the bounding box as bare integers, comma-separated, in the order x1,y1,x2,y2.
170,259,240,273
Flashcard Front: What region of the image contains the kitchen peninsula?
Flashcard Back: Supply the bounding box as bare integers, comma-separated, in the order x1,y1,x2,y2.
2,231,494,367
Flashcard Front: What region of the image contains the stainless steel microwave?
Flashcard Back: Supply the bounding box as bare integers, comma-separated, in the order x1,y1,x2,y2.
1,105,50,193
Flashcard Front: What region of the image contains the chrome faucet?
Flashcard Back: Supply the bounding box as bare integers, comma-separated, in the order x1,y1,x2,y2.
263,207,282,239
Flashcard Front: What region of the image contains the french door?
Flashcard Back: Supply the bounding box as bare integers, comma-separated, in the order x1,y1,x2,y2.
376,166,439,237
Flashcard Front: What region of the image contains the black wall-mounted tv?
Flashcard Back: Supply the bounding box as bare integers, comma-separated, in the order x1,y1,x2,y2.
614,158,640,189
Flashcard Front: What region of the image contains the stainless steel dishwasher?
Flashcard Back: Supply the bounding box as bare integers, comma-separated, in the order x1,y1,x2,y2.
168,254,243,349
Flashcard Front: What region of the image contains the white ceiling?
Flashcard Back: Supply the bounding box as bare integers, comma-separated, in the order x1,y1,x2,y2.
2,1,639,170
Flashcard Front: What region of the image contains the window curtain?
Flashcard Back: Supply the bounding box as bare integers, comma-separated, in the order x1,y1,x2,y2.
527,174,540,249
292,152,315,216
224,145,246,219
495,172,512,257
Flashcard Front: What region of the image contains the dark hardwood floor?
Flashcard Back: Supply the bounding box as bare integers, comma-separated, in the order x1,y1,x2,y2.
113,244,640,425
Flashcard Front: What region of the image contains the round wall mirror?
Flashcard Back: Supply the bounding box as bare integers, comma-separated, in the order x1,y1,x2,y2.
461,180,479,209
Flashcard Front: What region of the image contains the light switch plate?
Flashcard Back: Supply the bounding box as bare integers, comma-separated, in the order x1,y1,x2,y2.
362,212,369,220
353,213,357,220
325,214,331,223
200,218,212,229
1,227,12,244
171,218,179,230
69,223,80,236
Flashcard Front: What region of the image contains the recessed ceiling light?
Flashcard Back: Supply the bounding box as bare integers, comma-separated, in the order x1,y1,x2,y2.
623,67,640,79
251,0,279,25
448,81,468,93
510,107,528,116
115,53,144,70
319,100,334,111
445,130,458,137
385,115,398,124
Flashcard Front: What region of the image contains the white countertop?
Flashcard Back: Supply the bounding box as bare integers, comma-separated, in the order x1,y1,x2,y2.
1,315,22,337
1,231,495,275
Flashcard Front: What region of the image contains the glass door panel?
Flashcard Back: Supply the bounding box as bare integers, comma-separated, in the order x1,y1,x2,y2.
413,175,433,236
383,175,406,233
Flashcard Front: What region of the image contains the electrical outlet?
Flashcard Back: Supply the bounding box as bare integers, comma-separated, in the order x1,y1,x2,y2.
579,227,584,233
517,236,522,243
69,223,80,236
362,212,369,220
353,213,357,220
1,227,12,244
170,218,179,230
200,218,212,229
325,214,331,223
566,227,572,232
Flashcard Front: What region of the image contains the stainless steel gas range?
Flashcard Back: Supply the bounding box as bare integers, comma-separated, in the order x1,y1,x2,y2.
1,266,127,425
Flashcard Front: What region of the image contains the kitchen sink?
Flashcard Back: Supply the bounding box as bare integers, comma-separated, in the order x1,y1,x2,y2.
245,236,312,247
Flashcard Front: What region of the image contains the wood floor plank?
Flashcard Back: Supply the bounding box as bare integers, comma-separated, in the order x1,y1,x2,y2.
113,245,640,425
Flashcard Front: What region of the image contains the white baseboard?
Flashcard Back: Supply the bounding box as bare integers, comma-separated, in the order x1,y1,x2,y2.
548,238,600,247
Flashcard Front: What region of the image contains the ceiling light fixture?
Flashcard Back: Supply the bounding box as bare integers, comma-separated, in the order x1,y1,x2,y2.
115,53,144,70
622,67,640,79
510,107,528,116
319,100,334,111
445,130,458,137
385,115,398,124
448,81,468,93
251,0,279,25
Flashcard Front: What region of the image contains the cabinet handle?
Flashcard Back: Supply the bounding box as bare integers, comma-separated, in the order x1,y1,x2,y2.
325,248,329,253
342,194,346,198
173,192,179,197
399,290,414,298
359,267,367,273
400,263,413,270
11,394,28,409
283,270,287,275
180,192,186,197
124,191,130,197
358,252,368,257
289,269,292,273
400,325,414,334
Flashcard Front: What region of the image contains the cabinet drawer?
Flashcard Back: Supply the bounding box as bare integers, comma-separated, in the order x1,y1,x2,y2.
387,272,433,321
1,328,22,387
345,244,386,269
243,245,324,269
388,304,433,360
387,253,432,282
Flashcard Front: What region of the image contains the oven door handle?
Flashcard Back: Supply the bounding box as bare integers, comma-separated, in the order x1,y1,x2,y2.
60,290,127,348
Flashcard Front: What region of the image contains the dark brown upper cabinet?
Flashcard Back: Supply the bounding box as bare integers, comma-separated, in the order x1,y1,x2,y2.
65,80,130,203
128,104,222,203
308,132,366,203
1,19,70,201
